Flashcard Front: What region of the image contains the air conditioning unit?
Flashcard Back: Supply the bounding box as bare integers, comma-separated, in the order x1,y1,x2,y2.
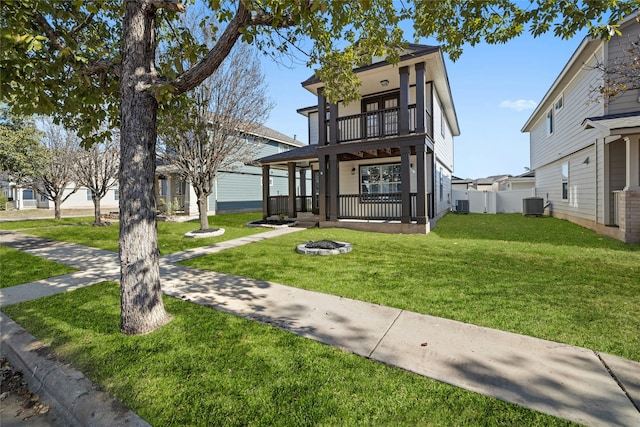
523,197,544,216
456,199,469,214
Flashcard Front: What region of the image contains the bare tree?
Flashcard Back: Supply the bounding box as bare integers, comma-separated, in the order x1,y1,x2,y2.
159,44,273,231
588,17,640,105
75,131,120,225
34,118,81,219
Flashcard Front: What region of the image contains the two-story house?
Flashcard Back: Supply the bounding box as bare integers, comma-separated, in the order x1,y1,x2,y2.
257,44,460,234
522,14,640,243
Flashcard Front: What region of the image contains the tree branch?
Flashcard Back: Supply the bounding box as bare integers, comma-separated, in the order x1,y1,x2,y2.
32,10,66,51
170,1,251,95
70,12,96,35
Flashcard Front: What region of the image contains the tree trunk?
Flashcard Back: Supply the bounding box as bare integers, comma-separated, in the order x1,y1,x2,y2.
118,0,171,335
93,196,101,225
198,195,209,230
54,194,61,219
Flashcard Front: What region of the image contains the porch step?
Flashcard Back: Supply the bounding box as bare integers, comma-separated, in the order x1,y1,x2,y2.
295,220,319,229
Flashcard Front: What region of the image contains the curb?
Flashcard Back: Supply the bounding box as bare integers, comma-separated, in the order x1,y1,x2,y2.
0,312,151,427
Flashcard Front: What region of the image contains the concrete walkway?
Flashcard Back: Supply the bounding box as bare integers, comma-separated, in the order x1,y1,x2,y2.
1,229,639,426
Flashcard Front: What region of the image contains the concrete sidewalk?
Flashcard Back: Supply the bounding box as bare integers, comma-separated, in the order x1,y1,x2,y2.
1,229,639,426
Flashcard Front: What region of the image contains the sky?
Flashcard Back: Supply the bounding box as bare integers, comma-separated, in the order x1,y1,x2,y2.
258,28,590,180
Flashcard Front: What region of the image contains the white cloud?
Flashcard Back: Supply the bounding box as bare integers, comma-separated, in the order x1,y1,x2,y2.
499,99,538,111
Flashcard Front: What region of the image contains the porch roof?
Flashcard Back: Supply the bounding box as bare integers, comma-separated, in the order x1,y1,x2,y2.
582,111,640,136
256,144,318,165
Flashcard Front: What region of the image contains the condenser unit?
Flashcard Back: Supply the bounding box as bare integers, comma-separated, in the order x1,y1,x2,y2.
522,197,544,216
456,199,469,214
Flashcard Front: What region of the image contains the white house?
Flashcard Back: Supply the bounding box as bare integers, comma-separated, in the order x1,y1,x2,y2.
2,124,302,216
522,14,640,243
257,44,460,234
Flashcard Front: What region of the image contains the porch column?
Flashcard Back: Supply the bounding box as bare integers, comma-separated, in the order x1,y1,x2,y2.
328,153,339,221
262,165,270,219
329,102,338,145
415,62,426,134
401,146,411,223
415,143,428,224
427,152,435,218
318,88,327,145
300,168,307,212
624,136,640,189
287,162,297,218
319,156,327,220
399,66,410,135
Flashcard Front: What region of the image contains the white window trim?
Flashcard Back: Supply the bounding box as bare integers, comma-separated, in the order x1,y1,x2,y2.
561,162,569,201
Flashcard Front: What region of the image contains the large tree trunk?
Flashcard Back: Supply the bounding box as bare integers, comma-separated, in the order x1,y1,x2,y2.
198,194,209,230
118,0,172,335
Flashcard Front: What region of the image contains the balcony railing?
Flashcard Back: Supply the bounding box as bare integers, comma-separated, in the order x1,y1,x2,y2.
327,105,432,144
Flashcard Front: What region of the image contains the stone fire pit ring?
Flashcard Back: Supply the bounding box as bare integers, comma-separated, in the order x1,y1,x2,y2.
296,240,352,256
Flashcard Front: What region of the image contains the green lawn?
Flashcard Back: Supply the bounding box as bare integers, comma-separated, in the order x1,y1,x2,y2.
2,282,574,426
182,214,640,361
0,245,77,288
0,212,266,254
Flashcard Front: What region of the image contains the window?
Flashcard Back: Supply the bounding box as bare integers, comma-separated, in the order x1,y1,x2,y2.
114,188,119,201
561,162,569,201
440,108,446,138
39,194,47,203
439,170,443,201
554,95,563,112
22,189,34,199
86,189,92,201
360,163,401,201
546,109,554,135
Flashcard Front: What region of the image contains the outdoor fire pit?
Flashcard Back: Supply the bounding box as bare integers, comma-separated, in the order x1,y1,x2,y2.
296,240,352,255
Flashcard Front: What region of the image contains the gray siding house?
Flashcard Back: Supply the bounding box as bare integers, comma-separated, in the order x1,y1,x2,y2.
156,124,303,216
522,15,640,243
257,44,460,234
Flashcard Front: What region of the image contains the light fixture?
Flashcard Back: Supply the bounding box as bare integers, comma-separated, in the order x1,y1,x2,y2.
351,167,356,175
380,79,389,87
583,157,590,165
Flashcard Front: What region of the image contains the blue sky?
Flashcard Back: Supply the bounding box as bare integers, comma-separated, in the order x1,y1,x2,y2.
259,29,589,180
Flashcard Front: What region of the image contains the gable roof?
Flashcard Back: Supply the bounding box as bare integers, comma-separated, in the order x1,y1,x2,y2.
299,43,460,137
249,123,304,148
522,14,639,133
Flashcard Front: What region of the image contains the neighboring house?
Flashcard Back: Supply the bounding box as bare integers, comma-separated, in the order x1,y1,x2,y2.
502,170,536,191
0,180,119,211
452,176,474,191
155,124,304,216
256,44,460,234
522,14,640,243
474,174,513,191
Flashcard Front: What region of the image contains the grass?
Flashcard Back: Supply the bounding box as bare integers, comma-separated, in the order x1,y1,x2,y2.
182,214,640,361
1,282,575,426
0,212,266,254
0,245,77,288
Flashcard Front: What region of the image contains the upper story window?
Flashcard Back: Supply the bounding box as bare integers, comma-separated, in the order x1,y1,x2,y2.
546,109,554,135
440,108,446,138
554,94,563,112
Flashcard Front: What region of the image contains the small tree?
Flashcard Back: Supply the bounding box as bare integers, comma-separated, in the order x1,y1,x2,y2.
75,131,120,225
159,44,272,231
33,118,81,219
0,109,45,190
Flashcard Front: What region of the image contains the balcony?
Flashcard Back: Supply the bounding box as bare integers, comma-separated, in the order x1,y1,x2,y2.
325,105,433,144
